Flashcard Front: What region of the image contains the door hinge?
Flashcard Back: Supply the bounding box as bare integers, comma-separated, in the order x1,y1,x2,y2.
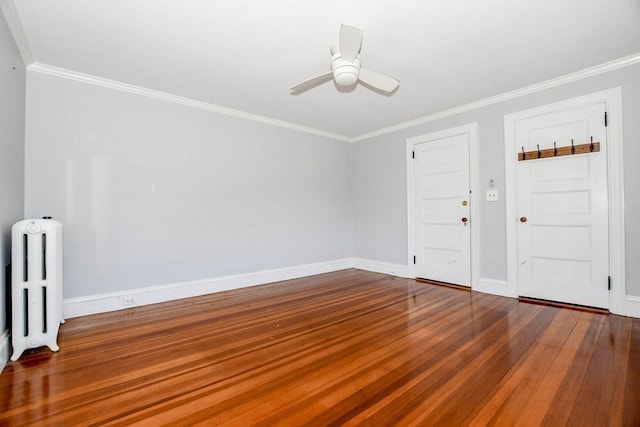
413,255,416,264
604,111,608,127
608,275,611,290
412,150,415,159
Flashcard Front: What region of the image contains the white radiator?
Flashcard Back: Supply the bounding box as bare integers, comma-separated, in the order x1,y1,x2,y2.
11,218,64,361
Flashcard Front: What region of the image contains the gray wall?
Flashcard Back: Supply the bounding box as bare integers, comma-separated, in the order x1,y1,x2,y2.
25,72,351,299
351,63,640,296
20,59,640,301
0,16,26,339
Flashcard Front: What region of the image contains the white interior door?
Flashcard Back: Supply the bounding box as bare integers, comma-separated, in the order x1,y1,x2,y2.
414,134,471,286
515,103,609,308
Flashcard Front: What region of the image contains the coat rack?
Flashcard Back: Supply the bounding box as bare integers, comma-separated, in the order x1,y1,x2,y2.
518,137,599,161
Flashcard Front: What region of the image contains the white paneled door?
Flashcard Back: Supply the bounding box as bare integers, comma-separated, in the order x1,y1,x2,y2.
515,103,609,308
414,134,471,286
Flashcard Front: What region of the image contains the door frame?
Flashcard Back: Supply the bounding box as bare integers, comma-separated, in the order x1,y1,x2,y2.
406,123,479,288
504,88,625,314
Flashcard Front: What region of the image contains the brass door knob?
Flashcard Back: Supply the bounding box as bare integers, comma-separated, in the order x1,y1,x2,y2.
520,217,527,223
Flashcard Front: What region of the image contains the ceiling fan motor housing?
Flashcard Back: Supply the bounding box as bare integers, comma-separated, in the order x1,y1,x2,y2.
331,52,360,87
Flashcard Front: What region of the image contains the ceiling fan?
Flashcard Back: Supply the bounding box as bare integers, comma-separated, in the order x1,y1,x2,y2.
290,24,400,95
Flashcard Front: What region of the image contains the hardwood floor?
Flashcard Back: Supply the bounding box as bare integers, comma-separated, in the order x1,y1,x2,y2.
1,269,638,426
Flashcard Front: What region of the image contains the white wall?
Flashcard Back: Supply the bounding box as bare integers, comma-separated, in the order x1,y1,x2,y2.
25,72,351,299
0,12,26,366
351,63,640,297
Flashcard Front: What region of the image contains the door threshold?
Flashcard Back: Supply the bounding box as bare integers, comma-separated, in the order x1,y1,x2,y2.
415,278,471,292
518,297,609,315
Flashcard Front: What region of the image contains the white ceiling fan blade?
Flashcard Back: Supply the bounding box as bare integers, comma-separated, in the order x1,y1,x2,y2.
358,68,400,93
290,72,333,93
339,24,363,62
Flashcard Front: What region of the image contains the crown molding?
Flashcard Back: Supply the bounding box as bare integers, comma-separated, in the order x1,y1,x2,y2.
26,51,640,144
351,52,640,142
27,62,352,143
0,0,33,65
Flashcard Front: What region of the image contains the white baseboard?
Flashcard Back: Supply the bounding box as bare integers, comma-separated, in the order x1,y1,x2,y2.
63,259,353,319
63,258,414,319
62,258,638,321
475,278,517,298
351,262,519,301
476,280,640,318
351,258,410,278
0,330,9,374
625,296,640,318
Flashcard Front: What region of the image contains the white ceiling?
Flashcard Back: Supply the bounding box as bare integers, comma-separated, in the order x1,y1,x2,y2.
9,0,640,138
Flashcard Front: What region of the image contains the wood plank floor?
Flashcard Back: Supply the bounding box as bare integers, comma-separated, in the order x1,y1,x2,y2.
1,269,639,426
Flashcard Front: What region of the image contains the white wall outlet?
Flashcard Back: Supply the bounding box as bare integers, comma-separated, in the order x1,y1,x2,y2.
123,297,135,306
486,189,499,202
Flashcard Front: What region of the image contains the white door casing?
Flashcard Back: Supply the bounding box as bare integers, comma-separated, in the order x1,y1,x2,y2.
505,88,626,314
515,103,609,308
407,123,479,288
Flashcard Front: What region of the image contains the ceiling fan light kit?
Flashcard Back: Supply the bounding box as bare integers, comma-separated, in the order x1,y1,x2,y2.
331,45,360,87
291,24,399,95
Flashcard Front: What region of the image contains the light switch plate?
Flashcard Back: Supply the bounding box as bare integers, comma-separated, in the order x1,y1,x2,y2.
486,189,499,202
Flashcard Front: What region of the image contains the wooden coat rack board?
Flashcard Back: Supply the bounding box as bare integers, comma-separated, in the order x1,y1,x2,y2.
518,138,600,161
